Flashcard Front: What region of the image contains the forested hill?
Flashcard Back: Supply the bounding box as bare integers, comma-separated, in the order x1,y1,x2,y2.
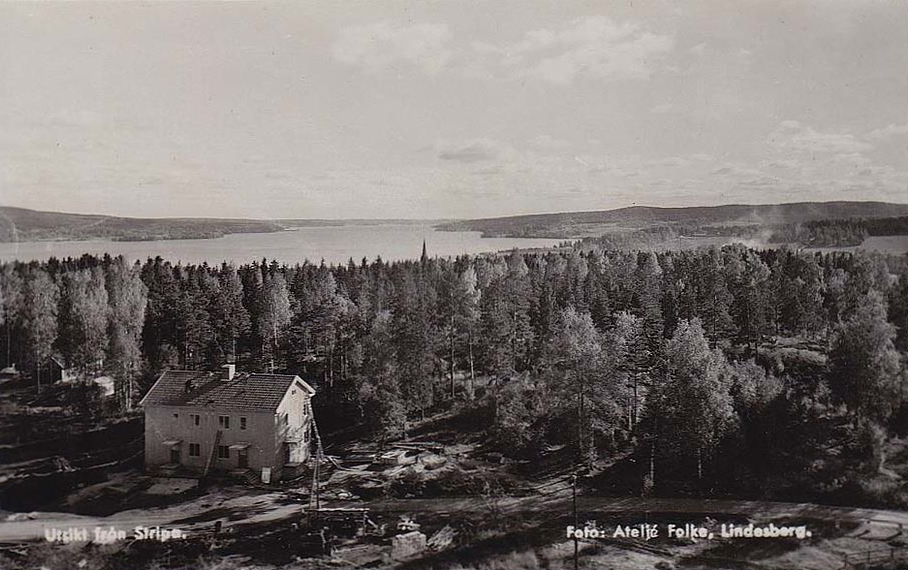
437,201,908,238
0,206,443,242
0,207,286,242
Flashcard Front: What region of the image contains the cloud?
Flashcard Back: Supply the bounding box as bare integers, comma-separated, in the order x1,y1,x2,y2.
475,16,673,85
831,152,871,168
333,21,453,74
762,159,801,170
735,48,754,65
650,103,675,114
435,138,515,163
649,156,690,168
43,109,105,128
689,42,707,57
768,120,872,154
739,176,781,188
710,163,762,178
867,123,908,140
333,16,672,85
529,134,570,150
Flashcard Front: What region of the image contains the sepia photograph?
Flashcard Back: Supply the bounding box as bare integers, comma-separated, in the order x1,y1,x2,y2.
1,1,907,568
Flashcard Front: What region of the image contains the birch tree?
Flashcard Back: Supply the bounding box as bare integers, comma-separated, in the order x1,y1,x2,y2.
652,318,735,481
59,267,109,372
0,266,23,367
257,272,292,372
828,290,901,424
548,307,620,464
106,257,148,411
21,268,59,391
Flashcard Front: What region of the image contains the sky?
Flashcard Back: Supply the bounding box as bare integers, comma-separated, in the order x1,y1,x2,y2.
0,0,906,220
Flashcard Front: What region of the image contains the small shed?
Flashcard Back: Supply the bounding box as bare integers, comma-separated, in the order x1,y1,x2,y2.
92,376,116,398
0,365,21,379
48,356,77,383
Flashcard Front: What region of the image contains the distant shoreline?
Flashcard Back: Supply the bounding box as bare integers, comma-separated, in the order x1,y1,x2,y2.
0,206,453,244
4,201,908,244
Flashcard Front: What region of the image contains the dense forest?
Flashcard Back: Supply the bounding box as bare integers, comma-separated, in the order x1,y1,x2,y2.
1,244,907,505
767,216,908,247
438,201,908,238
576,215,908,250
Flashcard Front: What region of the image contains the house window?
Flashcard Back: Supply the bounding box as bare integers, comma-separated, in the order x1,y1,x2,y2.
189,443,200,457
192,414,200,426
240,417,247,430
218,416,230,429
173,413,179,419
218,445,230,459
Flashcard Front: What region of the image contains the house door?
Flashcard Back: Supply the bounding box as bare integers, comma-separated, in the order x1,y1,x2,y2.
238,449,248,469
170,447,181,464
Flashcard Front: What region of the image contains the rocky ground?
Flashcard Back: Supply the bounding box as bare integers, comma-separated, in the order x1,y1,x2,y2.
1,375,907,569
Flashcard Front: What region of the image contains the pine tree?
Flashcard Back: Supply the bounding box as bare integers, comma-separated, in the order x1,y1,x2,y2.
358,310,407,444
613,310,645,428
480,258,534,380
140,257,181,371
771,249,824,336
175,267,214,369
635,252,665,366
584,250,612,330
211,264,250,363
724,246,771,353
696,248,734,345
390,270,437,417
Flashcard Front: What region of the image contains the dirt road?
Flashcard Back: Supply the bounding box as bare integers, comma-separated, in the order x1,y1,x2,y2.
366,495,908,527
2,489,905,544
0,490,302,543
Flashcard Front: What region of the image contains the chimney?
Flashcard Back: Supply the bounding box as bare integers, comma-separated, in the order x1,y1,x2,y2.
221,363,236,381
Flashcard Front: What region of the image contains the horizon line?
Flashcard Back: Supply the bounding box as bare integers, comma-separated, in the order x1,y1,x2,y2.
3,198,908,223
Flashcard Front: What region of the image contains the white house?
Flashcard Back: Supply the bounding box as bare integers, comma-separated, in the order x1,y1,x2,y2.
140,364,316,482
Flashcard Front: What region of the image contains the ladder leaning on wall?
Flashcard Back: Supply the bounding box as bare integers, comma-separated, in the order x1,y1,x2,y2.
307,400,325,514
203,429,222,478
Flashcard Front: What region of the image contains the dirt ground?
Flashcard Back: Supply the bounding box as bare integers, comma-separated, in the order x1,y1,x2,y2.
2,439,907,569
2,378,907,570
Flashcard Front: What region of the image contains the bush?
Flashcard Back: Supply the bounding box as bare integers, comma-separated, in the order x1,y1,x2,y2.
834,477,908,510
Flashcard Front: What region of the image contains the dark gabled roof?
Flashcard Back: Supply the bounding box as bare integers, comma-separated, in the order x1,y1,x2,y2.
140,370,315,412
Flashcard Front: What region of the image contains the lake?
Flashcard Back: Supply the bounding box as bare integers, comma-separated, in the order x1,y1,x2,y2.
0,224,564,265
